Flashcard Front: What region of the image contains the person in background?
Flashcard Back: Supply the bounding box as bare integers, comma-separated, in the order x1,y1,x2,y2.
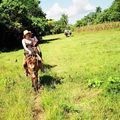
64,29,72,37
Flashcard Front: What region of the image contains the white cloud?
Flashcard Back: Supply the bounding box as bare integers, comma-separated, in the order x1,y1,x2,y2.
46,0,96,23
46,3,64,19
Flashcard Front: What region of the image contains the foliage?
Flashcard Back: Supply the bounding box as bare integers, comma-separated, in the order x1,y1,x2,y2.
75,0,120,27
30,16,48,36
96,6,102,13
50,20,63,34
22,0,45,18
60,14,68,31
75,7,102,27
105,76,120,94
0,0,47,51
88,78,103,88
48,14,69,34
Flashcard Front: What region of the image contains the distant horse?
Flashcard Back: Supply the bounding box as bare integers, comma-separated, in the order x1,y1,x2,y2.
25,53,43,92
64,30,72,37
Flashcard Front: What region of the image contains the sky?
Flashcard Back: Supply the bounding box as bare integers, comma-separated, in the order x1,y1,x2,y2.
41,0,114,24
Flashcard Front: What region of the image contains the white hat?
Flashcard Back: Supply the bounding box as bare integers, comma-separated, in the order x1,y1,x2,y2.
23,30,32,36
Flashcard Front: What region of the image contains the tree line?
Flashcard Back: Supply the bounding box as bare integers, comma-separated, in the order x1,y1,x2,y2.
0,0,119,51
75,0,120,27
0,0,48,51
0,0,69,51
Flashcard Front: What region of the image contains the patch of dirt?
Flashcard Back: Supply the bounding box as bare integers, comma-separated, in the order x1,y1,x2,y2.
32,92,45,120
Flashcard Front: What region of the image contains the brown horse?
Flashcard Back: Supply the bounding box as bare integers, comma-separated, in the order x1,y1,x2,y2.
25,54,43,91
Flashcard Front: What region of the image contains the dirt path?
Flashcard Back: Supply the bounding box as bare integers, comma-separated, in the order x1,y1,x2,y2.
32,92,45,120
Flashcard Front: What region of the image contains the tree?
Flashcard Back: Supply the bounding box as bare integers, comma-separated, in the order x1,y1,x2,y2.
60,14,68,31
0,0,47,50
21,0,46,18
94,9,110,23
75,0,120,27
96,7,102,13
110,0,120,12
108,0,120,21
95,0,120,23
48,14,69,34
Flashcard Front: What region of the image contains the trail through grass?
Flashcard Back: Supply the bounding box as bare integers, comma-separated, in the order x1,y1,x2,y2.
32,93,45,120
0,29,120,120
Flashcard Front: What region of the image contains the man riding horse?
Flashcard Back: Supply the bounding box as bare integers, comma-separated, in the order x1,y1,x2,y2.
64,29,72,37
22,30,44,91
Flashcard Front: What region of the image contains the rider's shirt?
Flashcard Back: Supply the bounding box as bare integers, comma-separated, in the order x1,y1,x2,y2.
22,37,39,55
22,38,33,53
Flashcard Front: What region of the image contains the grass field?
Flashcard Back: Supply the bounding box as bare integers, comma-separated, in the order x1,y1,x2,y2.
0,29,120,120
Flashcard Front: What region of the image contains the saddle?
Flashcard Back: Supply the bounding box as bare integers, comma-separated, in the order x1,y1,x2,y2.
24,47,42,61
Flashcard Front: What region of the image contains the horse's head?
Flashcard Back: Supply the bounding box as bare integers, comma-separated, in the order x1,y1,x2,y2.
26,56,38,79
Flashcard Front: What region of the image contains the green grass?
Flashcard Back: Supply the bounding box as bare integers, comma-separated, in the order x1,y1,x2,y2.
0,52,33,120
0,29,120,120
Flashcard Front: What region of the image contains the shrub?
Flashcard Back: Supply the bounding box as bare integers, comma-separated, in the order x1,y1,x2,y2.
105,76,120,94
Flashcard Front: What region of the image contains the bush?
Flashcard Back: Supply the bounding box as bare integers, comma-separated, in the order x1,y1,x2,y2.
105,76,120,94
88,78,103,88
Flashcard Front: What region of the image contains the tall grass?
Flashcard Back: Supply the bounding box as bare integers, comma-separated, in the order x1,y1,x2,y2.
0,29,120,119
0,51,33,120
41,29,120,120
76,22,120,32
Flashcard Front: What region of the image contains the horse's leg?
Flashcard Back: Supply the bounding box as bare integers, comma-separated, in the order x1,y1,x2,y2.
38,61,45,73
32,79,34,87
23,65,29,76
36,73,39,91
23,57,30,76
32,77,38,92
41,63,44,72
35,78,38,91
32,79,37,91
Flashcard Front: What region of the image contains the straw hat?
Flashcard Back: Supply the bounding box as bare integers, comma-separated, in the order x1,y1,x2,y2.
23,30,32,36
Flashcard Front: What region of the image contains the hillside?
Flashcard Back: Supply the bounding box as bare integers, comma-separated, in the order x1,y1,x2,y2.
0,29,120,120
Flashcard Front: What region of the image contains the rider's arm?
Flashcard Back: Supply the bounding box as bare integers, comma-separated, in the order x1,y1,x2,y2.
34,36,38,42
34,36,41,51
32,36,38,47
37,46,41,52
22,40,31,54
